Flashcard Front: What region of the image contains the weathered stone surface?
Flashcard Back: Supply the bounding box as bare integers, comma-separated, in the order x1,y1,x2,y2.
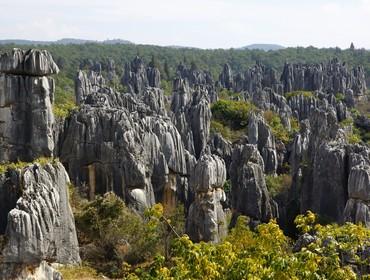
122,56,161,95
1,162,80,265
344,199,370,227
0,70,55,162
60,85,190,210
171,81,211,159
0,261,62,280
186,152,227,242
229,144,277,222
281,59,367,96
347,165,370,201
219,63,233,90
248,113,278,174
0,48,59,76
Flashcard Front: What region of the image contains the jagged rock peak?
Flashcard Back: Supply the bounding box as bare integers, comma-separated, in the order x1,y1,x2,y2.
122,56,161,94
0,48,59,76
219,63,233,90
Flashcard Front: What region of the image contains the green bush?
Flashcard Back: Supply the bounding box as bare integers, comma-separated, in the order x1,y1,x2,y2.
285,91,315,100
0,157,57,174
211,100,256,129
264,110,295,144
132,212,370,279
72,191,184,278
210,120,245,142
335,92,345,102
265,174,292,197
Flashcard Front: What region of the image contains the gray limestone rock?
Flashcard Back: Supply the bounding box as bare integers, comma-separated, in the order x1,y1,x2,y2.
1,162,80,265
248,113,278,174
229,144,277,222
0,48,59,76
0,63,55,162
186,152,227,242
0,261,62,280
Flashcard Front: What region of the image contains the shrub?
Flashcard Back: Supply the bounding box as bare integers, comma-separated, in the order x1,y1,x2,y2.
0,157,57,174
210,120,245,142
211,99,256,129
335,92,345,102
285,91,315,100
218,88,242,100
58,264,102,280
265,174,292,197
264,110,292,144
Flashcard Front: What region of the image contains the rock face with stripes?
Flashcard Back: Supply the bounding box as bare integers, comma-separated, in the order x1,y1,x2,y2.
0,162,80,280
0,48,57,162
186,152,227,242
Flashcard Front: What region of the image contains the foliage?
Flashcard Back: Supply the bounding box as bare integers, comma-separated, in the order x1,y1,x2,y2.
53,73,77,118
58,264,103,280
210,120,245,142
265,174,292,197
71,191,184,278
335,92,345,102
0,157,57,174
290,117,300,135
218,88,243,100
211,99,256,129
264,110,295,144
285,91,315,100
132,213,370,279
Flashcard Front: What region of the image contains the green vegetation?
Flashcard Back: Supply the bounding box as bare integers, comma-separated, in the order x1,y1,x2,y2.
211,99,256,129
0,157,57,174
69,190,185,279
210,120,245,142
264,110,298,144
53,73,77,118
285,91,315,100
340,117,368,144
58,265,103,280
210,99,256,141
127,212,370,279
218,88,243,100
265,174,292,197
62,189,370,279
335,92,345,102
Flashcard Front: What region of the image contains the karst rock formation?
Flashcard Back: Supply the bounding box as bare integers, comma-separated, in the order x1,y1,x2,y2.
1,47,370,278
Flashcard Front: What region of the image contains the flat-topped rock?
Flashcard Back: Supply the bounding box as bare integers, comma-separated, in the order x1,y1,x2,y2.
0,48,59,76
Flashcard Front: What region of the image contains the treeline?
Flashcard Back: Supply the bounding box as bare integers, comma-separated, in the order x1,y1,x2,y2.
0,43,369,83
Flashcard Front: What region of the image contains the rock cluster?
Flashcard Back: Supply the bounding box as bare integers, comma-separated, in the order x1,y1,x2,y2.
281,59,367,96
62,68,192,212
289,108,370,225
122,56,161,94
0,49,79,280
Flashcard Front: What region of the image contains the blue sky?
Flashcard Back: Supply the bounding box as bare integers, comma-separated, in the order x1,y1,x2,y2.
0,0,369,49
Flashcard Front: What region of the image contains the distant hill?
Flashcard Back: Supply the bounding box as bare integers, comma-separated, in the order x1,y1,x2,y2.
241,44,285,51
0,38,133,45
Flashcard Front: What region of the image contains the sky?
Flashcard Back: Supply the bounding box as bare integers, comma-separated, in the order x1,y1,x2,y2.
0,0,369,49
